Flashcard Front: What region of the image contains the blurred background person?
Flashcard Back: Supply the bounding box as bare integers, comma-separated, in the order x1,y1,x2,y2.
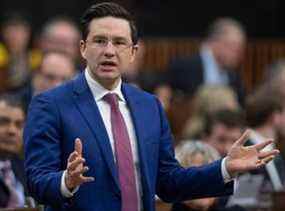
262,60,285,157
245,86,285,192
203,109,245,157
0,94,26,208
0,12,38,92
167,17,246,105
18,51,77,111
172,141,220,211
182,85,240,141
223,86,285,210
38,16,81,69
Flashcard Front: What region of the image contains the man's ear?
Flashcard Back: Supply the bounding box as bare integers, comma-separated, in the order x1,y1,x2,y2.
130,44,138,62
80,40,87,59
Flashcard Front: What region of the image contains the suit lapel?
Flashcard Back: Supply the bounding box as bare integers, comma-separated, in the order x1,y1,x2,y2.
72,73,120,194
122,84,152,198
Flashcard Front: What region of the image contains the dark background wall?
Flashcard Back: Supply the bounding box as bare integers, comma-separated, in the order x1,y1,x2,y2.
0,0,284,38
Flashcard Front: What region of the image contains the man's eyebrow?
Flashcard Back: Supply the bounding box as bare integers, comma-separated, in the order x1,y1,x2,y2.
92,35,129,40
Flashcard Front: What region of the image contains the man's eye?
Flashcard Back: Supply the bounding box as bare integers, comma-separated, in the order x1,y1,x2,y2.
94,39,107,44
0,117,10,125
114,40,127,46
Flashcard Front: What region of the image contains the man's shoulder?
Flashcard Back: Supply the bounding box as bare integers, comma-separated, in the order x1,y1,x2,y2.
122,83,156,101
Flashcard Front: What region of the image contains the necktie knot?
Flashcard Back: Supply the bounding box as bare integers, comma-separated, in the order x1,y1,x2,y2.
103,93,118,108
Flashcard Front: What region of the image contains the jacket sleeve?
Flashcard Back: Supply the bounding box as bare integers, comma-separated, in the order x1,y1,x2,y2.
24,93,69,207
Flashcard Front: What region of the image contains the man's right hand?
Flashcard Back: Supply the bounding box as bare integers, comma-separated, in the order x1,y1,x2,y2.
65,138,94,190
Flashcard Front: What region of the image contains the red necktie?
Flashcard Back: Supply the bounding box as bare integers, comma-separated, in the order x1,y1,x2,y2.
104,93,138,211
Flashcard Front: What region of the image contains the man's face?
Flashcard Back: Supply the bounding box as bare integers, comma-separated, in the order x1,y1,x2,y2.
43,22,80,60
2,24,30,53
207,123,242,156
0,101,24,156
80,17,137,89
215,28,245,69
34,53,75,93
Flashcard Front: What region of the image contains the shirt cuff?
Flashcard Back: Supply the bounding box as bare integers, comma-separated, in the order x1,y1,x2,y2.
60,170,79,198
221,157,233,183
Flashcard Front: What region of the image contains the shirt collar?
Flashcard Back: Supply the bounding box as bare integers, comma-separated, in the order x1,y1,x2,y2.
249,130,274,150
200,46,220,70
85,68,125,102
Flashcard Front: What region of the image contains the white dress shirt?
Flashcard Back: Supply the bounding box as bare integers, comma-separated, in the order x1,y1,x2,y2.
200,46,229,85
61,69,233,203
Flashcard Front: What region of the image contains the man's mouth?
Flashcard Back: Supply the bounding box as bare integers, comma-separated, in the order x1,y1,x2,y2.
99,61,117,72
100,61,117,67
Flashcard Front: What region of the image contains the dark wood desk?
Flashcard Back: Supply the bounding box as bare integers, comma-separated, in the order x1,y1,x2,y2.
0,208,39,211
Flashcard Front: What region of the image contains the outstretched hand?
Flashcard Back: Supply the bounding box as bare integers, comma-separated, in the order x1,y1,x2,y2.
65,138,94,190
225,130,280,177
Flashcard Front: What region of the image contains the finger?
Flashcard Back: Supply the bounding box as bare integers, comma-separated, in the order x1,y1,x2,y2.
235,129,250,146
262,155,275,164
256,155,275,168
68,157,85,171
71,166,89,177
258,149,279,159
254,139,274,151
67,151,79,163
80,176,95,183
75,138,82,156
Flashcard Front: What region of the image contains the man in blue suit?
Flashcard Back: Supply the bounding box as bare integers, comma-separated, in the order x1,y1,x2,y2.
24,2,279,211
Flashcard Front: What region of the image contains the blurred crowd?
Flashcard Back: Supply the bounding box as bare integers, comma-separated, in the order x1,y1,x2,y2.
1,11,285,211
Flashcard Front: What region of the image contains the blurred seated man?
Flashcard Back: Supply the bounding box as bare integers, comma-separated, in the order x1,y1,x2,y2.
167,18,246,105
203,109,245,157
245,86,285,191
19,51,77,111
0,94,25,208
221,86,285,210
262,60,285,156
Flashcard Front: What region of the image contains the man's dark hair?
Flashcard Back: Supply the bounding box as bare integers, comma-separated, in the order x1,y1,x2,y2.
245,87,283,128
1,12,30,29
80,2,138,44
204,109,244,136
0,94,24,111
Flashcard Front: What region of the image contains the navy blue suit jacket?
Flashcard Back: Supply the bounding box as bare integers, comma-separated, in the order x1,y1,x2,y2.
24,73,233,211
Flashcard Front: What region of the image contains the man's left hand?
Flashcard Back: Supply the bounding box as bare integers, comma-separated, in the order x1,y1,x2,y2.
225,129,280,177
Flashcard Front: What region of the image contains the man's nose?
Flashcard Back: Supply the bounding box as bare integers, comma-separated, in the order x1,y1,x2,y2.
103,41,116,57
7,123,17,136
